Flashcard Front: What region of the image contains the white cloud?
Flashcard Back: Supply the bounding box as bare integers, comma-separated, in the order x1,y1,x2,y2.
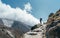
24,2,32,12
0,0,40,27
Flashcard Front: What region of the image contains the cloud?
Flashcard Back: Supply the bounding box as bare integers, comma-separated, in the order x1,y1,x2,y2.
0,0,40,26
24,2,32,12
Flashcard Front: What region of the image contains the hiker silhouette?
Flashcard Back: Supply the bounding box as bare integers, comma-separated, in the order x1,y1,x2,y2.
40,18,42,23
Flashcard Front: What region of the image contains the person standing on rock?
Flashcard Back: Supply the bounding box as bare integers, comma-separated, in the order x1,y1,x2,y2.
40,18,42,24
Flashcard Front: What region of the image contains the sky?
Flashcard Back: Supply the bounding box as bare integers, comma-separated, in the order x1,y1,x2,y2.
1,0,60,22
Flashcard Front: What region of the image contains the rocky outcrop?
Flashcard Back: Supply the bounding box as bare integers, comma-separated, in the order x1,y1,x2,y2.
24,26,45,38
46,10,60,38
24,23,47,38
31,23,42,30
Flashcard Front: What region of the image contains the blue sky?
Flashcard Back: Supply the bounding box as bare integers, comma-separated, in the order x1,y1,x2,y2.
1,0,60,21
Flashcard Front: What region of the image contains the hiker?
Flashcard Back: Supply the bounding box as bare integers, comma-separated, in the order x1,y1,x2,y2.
40,18,42,24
